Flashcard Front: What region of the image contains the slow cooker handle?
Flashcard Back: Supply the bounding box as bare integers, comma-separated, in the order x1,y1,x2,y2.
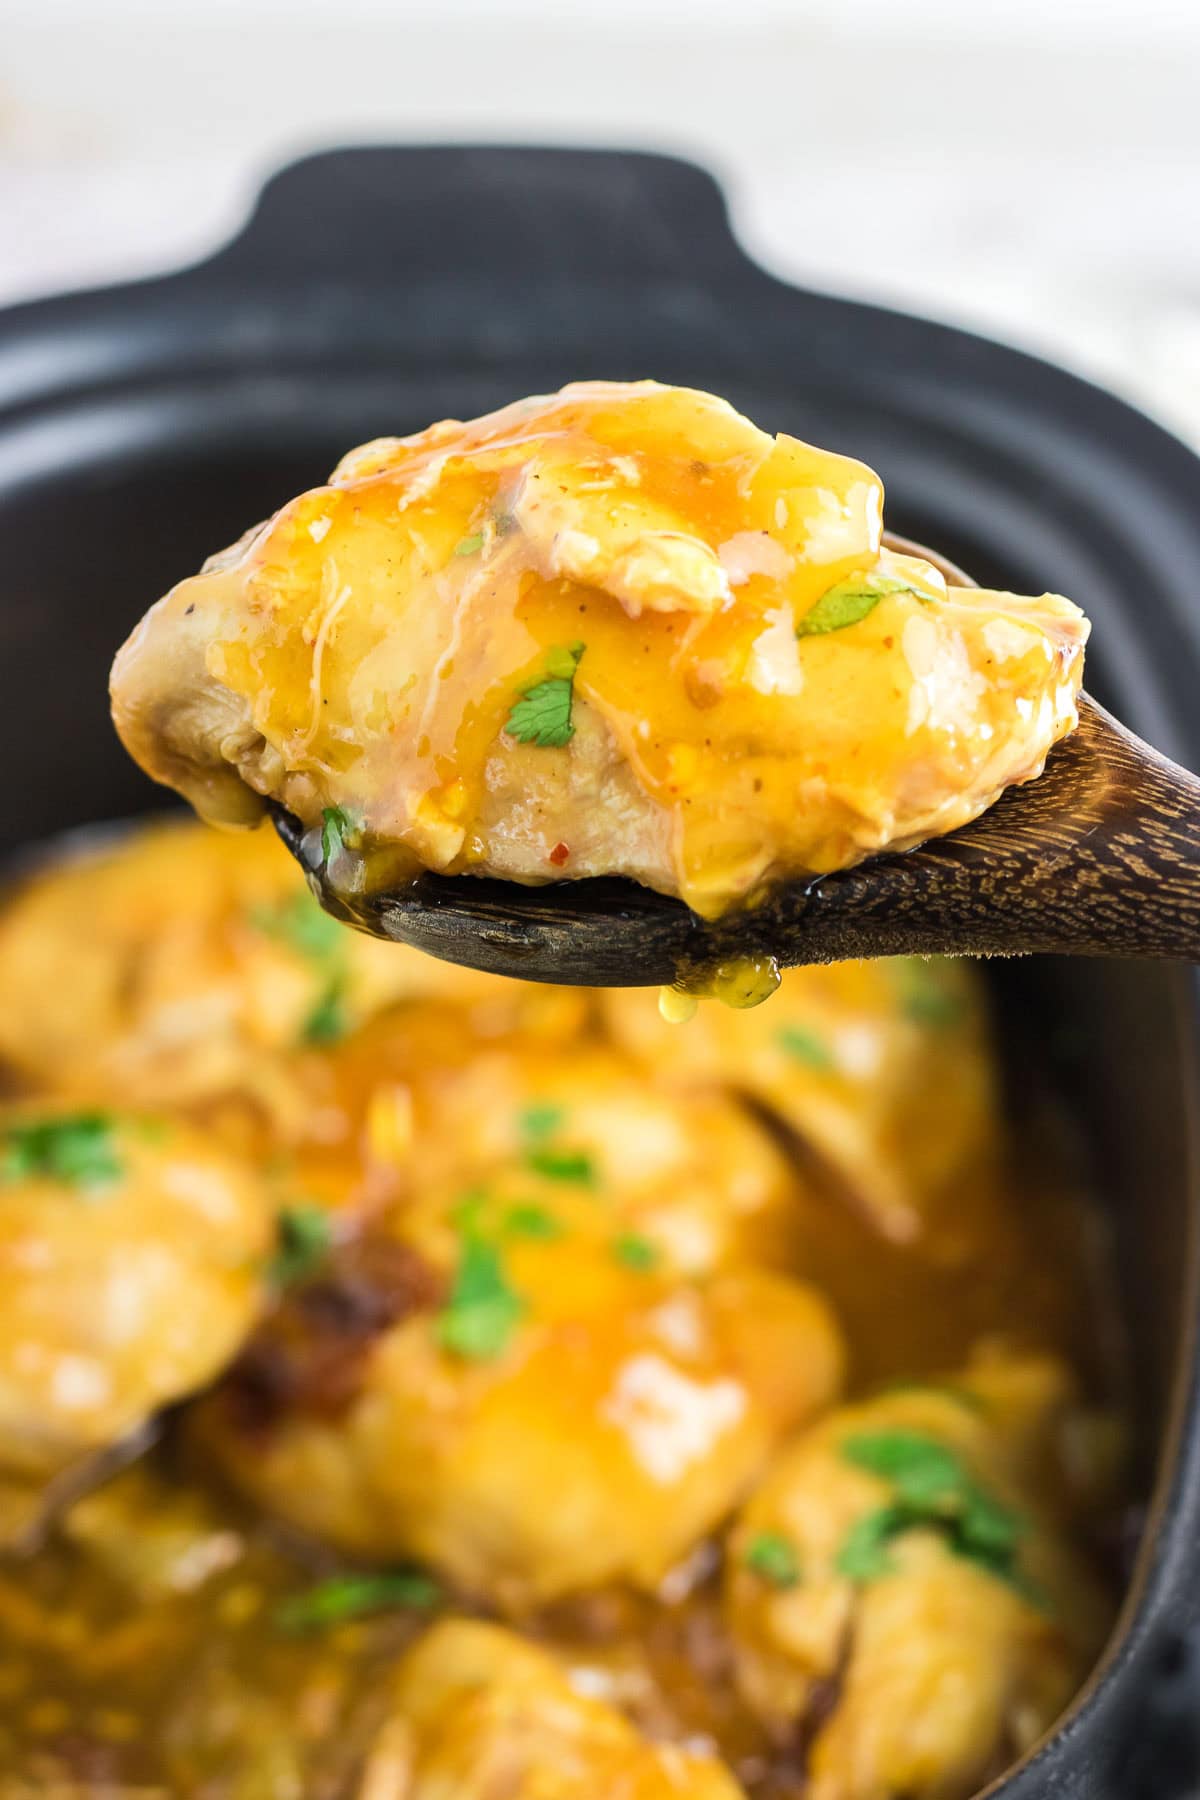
204,144,758,293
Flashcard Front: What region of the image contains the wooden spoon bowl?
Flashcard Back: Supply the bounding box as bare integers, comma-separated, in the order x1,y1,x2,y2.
275,536,1200,988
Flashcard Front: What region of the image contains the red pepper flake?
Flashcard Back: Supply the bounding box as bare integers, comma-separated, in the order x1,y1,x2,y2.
548,842,570,867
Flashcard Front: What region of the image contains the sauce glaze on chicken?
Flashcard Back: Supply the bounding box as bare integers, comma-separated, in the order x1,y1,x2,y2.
110,383,1089,918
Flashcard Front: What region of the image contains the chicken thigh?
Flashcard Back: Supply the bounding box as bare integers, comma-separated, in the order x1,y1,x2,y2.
0,1104,271,1537
111,382,1089,919
199,1218,844,1610
724,1352,1112,1800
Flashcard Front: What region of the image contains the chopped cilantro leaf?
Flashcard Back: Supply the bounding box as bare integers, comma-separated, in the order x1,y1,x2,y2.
526,1145,596,1186
842,1429,966,1507
838,1428,1029,1596
270,1203,333,1288
776,1025,835,1072
516,1100,595,1187
958,1481,1024,1560
451,1190,488,1234
275,1569,439,1633
454,531,485,557
451,1190,487,1232
505,677,575,747
745,1530,802,1589
437,1231,525,1361
837,1498,1032,1592
503,1203,562,1241
837,1506,908,1581
250,890,344,962
612,1232,659,1272
796,575,926,638
519,1102,566,1143
504,643,585,748
1,1113,122,1191
302,977,349,1046
320,806,356,865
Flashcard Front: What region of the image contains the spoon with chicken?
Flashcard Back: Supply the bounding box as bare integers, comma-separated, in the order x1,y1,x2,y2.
109,380,1200,988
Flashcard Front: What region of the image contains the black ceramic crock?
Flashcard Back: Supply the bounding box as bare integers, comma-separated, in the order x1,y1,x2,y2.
0,146,1197,1797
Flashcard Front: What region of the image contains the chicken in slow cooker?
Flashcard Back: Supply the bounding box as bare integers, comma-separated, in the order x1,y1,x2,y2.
0,818,1126,1798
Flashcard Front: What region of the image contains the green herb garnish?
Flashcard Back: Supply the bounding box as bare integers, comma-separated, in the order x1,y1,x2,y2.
836,1428,1030,1596
843,1429,966,1503
744,1530,802,1589
516,1101,595,1187
251,885,351,1049
836,1505,909,1581
776,1026,835,1072
504,642,585,748
1,1113,122,1190
612,1232,659,1272
451,1189,488,1234
503,1203,562,1241
302,977,349,1046
454,531,485,557
795,575,926,638
270,1203,333,1288
275,1569,440,1634
320,805,356,865
519,1102,566,1143
250,890,344,962
526,1145,596,1186
437,1230,525,1361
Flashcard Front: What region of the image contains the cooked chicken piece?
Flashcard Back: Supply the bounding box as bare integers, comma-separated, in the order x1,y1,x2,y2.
198,1214,843,1611
0,1104,271,1533
0,818,573,1125
365,1617,746,1798
110,381,1089,919
605,957,996,1243
297,1004,805,1274
724,1352,1113,1800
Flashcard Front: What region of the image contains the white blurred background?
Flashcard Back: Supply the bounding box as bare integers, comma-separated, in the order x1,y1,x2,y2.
3,0,1199,443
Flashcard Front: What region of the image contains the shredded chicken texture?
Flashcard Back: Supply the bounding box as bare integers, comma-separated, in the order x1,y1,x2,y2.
110,381,1089,917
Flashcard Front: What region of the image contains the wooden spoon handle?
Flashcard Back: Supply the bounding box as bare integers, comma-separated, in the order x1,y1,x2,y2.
763,697,1200,965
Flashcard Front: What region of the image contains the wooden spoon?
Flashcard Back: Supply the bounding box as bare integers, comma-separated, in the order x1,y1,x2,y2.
275,536,1200,988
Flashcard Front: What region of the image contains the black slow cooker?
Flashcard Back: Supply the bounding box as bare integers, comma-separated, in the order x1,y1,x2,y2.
1,145,1197,1798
